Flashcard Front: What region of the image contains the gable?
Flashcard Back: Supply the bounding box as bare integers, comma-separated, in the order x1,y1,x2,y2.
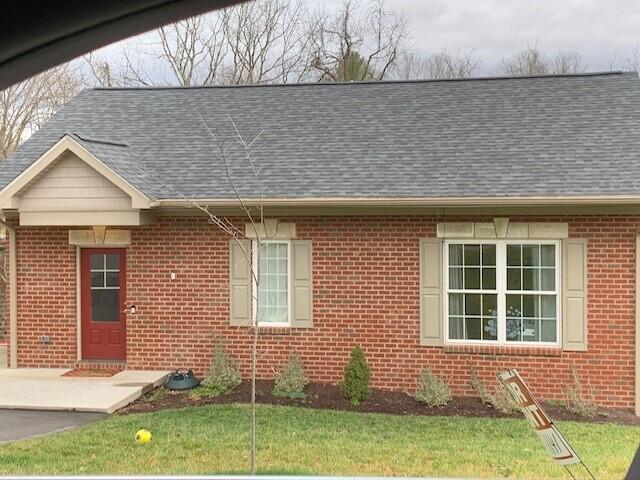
18,151,131,212
0,135,153,226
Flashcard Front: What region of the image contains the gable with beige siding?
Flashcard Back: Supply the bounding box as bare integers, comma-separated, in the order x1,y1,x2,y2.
18,151,131,212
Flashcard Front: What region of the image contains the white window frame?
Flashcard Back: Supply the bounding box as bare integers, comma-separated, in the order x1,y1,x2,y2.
252,239,292,327
444,239,561,347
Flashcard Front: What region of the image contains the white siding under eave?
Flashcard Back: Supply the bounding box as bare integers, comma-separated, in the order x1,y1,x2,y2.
18,151,132,211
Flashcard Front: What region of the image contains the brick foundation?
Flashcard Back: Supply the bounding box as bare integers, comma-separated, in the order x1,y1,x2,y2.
12,215,638,409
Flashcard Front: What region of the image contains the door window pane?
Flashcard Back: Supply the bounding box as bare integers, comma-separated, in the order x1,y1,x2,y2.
106,272,120,288
90,254,104,270
91,289,119,322
89,252,121,323
106,254,120,270
91,272,104,288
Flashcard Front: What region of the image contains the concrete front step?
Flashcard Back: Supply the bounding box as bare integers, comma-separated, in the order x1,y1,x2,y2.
75,360,126,372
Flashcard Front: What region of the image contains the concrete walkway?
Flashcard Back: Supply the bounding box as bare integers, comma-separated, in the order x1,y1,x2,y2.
0,369,170,413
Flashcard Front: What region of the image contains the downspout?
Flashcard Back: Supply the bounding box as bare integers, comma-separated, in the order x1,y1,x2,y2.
0,219,17,369
636,228,640,416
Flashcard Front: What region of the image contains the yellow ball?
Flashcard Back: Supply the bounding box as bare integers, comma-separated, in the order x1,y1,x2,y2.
135,429,152,444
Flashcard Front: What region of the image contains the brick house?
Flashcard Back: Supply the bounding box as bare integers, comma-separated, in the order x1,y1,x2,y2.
0,71,638,414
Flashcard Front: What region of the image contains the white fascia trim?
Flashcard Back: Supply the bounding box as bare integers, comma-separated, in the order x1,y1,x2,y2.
156,195,640,208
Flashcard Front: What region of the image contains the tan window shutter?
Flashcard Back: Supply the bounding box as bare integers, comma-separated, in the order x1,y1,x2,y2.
420,238,443,346
229,239,252,326
291,240,313,328
562,238,588,351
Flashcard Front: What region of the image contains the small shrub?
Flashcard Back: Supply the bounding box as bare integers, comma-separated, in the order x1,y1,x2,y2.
415,368,452,407
470,367,519,414
142,386,168,403
564,366,600,417
341,346,371,405
273,354,309,399
491,385,521,414
200,344,242,396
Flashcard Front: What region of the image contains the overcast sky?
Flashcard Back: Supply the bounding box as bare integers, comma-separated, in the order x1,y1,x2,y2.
98,0,640,75
388,0,640,73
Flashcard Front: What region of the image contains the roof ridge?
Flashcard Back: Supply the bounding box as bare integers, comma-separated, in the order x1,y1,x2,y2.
91,71,635,91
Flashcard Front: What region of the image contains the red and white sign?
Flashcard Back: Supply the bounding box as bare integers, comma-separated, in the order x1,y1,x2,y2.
497,369,581,466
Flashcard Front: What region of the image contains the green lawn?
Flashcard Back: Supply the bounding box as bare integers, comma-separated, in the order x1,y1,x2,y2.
0,404,637,478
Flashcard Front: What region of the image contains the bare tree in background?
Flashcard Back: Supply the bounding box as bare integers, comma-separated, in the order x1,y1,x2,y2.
87,0,310,87
392,50,479,80
609,46,640,72
550,51,586,74
0,64,81,159
158,15,227,86
222,0,311,84
85,53,120,87
307,0,407,82
500,47,586,76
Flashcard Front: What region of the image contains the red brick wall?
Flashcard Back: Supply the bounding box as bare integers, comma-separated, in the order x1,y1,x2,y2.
13,215,638,409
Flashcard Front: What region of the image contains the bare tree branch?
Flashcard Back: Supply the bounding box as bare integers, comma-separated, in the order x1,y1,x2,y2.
222,0,311,84
0,63,81,159
307,0,407,82
157,15,227,86
500,46,586,76
610,45,640,72
392,49,479,80
190,114,266,475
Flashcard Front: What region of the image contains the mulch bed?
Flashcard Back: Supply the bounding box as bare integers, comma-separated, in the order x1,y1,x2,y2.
62,368,118,377
119,380,640,426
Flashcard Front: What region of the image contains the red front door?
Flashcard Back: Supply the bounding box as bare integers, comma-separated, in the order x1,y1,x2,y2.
81,248,126,360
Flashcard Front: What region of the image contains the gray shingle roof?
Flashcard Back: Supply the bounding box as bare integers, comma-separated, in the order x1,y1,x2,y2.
2,71,640,201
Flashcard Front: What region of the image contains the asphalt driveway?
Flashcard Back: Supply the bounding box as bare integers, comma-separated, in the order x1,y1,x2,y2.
0,409,106,444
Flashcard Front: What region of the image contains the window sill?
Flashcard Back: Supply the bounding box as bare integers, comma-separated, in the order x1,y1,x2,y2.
443,344,562,357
